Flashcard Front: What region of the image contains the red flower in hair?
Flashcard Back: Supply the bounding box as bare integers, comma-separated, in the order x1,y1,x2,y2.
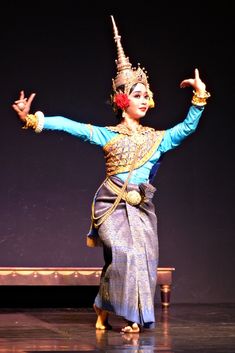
113,93,130,110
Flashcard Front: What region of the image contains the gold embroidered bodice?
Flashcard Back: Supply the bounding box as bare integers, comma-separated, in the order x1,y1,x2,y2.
104,124,165,176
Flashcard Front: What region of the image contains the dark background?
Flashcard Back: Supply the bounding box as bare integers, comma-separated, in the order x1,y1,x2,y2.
0,1,234,304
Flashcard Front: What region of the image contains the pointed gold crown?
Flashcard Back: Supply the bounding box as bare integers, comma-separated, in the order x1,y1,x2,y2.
111,15,152,96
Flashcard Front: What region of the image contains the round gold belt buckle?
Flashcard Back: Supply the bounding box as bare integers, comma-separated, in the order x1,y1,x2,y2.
126,190,142,206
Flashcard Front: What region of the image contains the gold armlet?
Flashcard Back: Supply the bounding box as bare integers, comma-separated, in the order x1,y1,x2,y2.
22,111,44,133
192,90,211,106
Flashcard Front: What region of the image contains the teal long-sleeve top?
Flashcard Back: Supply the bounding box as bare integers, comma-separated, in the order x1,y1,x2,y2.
41,105,204,184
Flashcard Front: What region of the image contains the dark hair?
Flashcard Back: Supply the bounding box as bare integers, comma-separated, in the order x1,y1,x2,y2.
112,83,138,121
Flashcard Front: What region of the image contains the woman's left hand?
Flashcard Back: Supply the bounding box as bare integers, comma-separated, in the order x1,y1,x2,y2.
180,68,206,95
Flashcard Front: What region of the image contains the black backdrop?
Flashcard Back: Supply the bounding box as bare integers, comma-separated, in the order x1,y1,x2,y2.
0,2,234,303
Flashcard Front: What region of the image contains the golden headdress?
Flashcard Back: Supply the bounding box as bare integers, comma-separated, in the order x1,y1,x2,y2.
111,15,154,109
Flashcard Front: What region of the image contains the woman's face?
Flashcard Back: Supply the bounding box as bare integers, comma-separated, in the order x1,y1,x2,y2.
125,83,150,119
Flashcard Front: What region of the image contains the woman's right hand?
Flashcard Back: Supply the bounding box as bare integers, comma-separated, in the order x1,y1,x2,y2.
12,90,36,123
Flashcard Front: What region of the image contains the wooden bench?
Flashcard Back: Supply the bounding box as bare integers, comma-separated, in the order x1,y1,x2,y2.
0,267,175,308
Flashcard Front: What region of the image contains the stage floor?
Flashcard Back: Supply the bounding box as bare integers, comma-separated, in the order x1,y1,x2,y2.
0,303,234,353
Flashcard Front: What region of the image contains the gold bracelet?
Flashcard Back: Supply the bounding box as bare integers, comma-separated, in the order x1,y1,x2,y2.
22,111,44,132
192,90,211,106
22,114,39,130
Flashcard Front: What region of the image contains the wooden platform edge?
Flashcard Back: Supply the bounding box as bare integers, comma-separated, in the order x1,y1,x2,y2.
0,267,175,286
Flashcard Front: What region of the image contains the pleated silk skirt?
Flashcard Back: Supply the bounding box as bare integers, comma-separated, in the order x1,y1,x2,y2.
89,175,159,328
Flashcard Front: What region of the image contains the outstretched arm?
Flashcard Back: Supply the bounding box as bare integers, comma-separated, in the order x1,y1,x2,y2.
11,90,115,146
159,69,210,153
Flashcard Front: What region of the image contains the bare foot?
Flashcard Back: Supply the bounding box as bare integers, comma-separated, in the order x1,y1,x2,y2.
93,304,112,330
121,322,140,333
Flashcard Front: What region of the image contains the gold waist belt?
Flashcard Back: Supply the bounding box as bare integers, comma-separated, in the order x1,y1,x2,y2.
106,178,142,206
